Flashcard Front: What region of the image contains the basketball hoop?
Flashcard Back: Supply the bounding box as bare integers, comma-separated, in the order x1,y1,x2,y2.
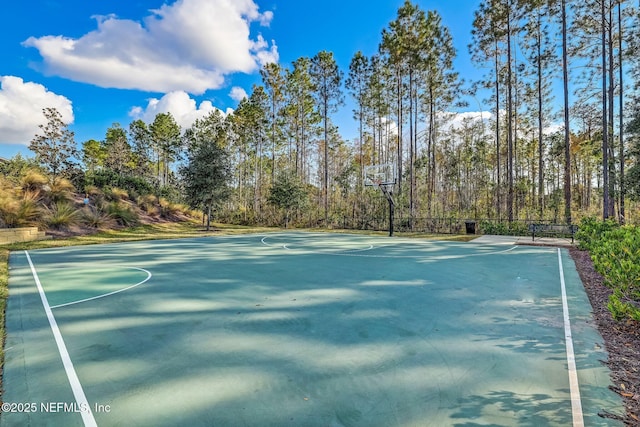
364,163,396,187
364,163,396,236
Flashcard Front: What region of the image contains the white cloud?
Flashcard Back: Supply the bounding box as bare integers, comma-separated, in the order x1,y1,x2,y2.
440,110,562,136
23,0,278,94
229,86,248,102
0,76,73,146
439,111,492,132
129,91,232,129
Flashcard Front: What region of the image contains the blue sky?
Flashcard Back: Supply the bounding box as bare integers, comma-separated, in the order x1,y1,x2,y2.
0,0,482,160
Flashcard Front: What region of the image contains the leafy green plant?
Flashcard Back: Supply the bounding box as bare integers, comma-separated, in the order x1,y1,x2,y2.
44,202,81,230
581,219,640,321
576,216,619,251
0,191,43,228
159,197,189,220
81,207,116,229
105,187,129,201
608,292,640,322
107,202,139,226
45,177,76,204
20,170,48,193
268,172,309,228
137,194,160,216
477,220,528,236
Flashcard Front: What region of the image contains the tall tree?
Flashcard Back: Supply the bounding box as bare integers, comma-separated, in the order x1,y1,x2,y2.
285,57,319,180
421,9,463,218
268,171,309,228
346,51,373,182
81,139,104,174
103,123,133,175
181,111,231,230
561,0,572,224
29,107,78,179
129,119,153,180
520,0,555,218
310,50,344,225
149,113,181,187
471,0,506,218
260,62,287,182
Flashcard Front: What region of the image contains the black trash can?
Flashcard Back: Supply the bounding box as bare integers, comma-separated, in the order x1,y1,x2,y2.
464,220,476,234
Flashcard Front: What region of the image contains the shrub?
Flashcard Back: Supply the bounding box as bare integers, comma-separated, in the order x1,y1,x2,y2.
0,193,19,228
0,191,43,228
608,292,640,322
104,187,129,201
106,202,138,226
158,197,185,219
20,170,48,193
581,219,640,321
45,177,76,204
81,207,116,229
477,220,528,236
85,169,154,196
576,216,619,251
137,194,160,216
83,185,106,209
44,202,81,230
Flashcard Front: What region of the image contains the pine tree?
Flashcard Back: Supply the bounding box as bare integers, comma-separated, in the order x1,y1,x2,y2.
346,51,373,183
310,50,344,225
260,63,287,182
149,113,181,187
29,107,78,179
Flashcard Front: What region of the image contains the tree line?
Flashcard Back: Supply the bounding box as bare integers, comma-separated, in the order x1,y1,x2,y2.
25,0,640,230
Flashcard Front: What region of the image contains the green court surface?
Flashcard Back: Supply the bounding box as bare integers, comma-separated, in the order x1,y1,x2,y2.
1,232,623,426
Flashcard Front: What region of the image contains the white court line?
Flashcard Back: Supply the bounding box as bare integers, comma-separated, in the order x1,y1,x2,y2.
557,248,584,427
50,267,152,309
25,251,98,427
261,234,517,259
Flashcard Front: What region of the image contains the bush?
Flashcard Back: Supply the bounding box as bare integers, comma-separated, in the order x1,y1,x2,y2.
44,202,81,230
575,216,619,251
137,194,160,216
608,292,640,322
20,170,48,193
81,207,116,229
0,191,43,228
580,218,640,321
85,170,154,197
477,220,528,236
106,202,138,227
105,187,129,201
159,197,187,220
45,177,76,204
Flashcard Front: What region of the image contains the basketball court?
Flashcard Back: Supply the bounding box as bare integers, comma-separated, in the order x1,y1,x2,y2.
1,232,623,426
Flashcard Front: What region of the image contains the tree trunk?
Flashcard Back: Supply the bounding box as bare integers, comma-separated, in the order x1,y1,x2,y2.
537,9,544,219
562,0,572,224
602,0,610,219
494,42,501,219
506,9,514,223
618,0,625,223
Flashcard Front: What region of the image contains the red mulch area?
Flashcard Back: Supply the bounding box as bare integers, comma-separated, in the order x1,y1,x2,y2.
569,248,640,425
